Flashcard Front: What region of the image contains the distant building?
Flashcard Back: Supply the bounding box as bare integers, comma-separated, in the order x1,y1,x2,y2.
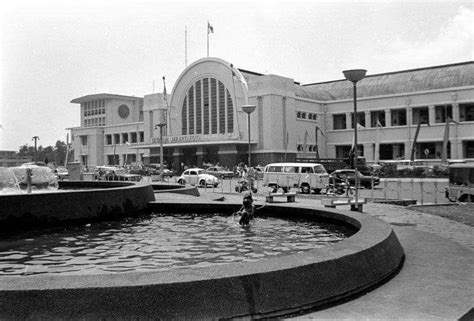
68,58,474,170
0,150,30,167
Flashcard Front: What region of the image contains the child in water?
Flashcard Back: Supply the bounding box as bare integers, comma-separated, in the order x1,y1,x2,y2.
238,192,255,226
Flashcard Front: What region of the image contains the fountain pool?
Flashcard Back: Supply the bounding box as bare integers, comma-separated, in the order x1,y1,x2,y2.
0,213,355,276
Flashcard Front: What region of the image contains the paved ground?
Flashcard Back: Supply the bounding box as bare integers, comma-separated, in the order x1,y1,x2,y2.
157,189,474,320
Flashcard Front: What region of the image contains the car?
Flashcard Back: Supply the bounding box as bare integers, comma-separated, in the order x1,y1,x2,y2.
177,168,219,187
95,166,142,182
329,169,380,189
53,167,69,180
204,166,234,179
146,164,174,177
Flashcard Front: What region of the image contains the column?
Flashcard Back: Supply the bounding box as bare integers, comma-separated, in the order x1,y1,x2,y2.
172,148,183,173
452,102,460,122
327,114,334,131
428,105,435,125
364,143,374,162
345,112,352,130
404,141,411,160
218,145,239,169
365,111,371,128
327,145,337,159
385,109,391,127
196,146,204,167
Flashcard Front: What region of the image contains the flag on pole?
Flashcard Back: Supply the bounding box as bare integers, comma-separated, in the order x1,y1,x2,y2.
376,119,385,134
208,22,214,34
374,118,385,163
441,118,460,163
314,126,323,160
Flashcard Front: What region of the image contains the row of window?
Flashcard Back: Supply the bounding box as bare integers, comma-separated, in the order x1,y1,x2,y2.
297,144,319,152
82,100,106,117
296,111,317,121
84,117,106,127
333,103,474,130
182,77,234,135
105,132,145,145
333,140,474,160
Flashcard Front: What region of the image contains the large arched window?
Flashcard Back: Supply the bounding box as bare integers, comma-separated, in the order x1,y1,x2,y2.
181,77,234,135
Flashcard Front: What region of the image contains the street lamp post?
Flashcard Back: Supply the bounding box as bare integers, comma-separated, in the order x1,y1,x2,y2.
32,136,40,163
155,123,166,182
241,105,256,168
343,69,367,212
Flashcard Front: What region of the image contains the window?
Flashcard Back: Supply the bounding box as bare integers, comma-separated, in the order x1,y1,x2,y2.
181,77,234,136
333,114,346,130
267,166,282,173
131,132,137,143
371,111,385,127
122,133,129,144
459,103,474,122
106,135,112,145
139,131,144,142
351,112,365,128
297,111,301,118
391,109,406,126
313,165,327,174
80,135,88,146
283,166,297,173
113,134,120,145
412,107,429,124
435,104,453,123
300,166,314,173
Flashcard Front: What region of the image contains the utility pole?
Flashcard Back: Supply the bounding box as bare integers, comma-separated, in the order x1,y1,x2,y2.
32,136,40,163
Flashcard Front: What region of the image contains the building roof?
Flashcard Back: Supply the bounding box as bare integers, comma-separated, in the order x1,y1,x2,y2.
300,61,474,101
70,93,143,104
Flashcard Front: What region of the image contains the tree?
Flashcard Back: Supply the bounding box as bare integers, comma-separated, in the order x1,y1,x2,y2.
16,140,69,166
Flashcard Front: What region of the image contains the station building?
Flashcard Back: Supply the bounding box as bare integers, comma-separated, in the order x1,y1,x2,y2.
69,58,474,171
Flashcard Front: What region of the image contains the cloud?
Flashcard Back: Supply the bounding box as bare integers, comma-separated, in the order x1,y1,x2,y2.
377,6,474,70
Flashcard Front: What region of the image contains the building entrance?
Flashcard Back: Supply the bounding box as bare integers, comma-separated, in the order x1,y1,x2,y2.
182,147,198,168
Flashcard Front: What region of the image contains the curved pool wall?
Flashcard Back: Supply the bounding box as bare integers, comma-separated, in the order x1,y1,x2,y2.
0,181,155,232
151,183,200,196
0,202,405,319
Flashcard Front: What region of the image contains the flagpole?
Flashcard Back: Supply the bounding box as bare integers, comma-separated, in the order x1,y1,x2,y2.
315,127,320,160
410,121,422,162
207,21,209,57
185,26,188,67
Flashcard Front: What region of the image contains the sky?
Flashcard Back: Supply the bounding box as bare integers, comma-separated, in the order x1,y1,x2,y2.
0,0,473,151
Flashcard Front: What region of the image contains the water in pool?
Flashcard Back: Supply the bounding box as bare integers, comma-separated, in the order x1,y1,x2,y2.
0,213,354,276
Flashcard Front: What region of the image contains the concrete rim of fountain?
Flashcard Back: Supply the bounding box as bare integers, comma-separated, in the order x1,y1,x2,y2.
0,202,404,319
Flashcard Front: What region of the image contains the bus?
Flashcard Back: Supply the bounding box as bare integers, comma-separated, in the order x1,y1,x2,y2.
445,163,474,202
263,162,329,194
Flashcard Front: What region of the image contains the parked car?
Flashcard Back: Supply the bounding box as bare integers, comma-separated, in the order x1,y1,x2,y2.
205,166,234,179
53,167,69,180
177,168,219,187
329,169,380,189
146,164,174,177
95,166,142,182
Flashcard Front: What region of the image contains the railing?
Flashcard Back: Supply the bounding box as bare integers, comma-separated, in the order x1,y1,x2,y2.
177,176,451,205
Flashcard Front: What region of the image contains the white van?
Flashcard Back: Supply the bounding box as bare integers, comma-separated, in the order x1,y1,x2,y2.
263,162,329,194
446,163,474,202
